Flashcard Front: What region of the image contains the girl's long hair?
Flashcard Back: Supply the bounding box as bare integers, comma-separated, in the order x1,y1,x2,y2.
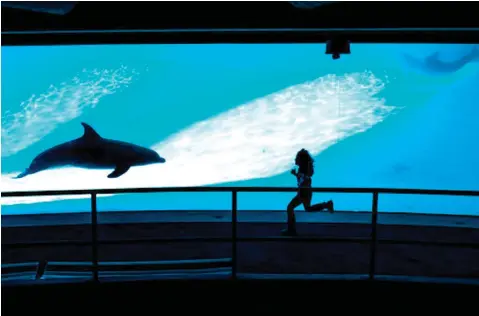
296,148,314,177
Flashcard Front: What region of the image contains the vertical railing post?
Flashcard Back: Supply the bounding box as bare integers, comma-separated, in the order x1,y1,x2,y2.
368,191,379,280
231,190,238,280
91,193,99,282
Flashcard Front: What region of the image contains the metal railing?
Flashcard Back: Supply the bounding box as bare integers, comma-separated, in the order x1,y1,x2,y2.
2,186,479,282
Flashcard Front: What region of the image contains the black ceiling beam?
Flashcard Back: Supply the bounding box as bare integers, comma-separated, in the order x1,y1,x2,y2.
3,29,479,47
2,1,479,32
2,2,479,46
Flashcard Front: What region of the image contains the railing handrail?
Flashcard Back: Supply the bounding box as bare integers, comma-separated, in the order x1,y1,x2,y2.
2,186,479,197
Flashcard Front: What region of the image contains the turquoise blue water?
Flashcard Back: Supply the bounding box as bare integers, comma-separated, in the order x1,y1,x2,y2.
2,44,479,216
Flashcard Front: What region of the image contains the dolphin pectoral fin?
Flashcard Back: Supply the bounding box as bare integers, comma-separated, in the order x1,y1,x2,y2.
107,165,131,178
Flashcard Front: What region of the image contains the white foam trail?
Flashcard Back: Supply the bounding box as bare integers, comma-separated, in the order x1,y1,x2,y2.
1,71,398,206
1,66,139,157
153,71,397,183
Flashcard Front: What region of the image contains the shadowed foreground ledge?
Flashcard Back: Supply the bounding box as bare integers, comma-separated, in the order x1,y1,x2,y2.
3,278,478,314
2,211,479,283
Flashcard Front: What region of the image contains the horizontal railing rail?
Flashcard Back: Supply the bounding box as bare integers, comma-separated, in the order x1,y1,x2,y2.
3,186,479,197
2,186,478,283
4,237,479,249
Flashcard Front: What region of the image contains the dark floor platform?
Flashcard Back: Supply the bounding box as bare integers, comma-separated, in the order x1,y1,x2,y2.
3,210,479,228
3,211,479,283
2,278,478,314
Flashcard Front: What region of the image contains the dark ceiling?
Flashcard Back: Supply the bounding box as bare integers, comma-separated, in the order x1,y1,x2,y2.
3,1,479,31
2,2,479,46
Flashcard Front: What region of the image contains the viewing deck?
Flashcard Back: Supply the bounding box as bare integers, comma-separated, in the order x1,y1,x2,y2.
3,209,479,228
2,186,479,287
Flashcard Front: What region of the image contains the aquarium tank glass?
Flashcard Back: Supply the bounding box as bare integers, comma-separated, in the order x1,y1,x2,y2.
2,43,479,216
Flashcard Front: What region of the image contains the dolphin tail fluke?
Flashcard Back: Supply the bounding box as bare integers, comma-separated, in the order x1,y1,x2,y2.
13,170,29,179
472,45,479,60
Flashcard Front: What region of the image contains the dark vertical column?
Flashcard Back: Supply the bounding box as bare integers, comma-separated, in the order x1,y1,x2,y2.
231,190,238,280
91,193,99,282
369,191,379,280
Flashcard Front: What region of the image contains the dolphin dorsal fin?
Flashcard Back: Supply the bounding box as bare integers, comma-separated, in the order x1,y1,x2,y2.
427,51,440,61
81,122,101,140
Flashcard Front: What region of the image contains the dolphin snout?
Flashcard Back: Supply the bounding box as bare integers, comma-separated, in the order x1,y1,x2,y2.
158,157,166,163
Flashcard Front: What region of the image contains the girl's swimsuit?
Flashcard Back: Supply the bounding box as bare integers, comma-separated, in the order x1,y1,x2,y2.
297,172,312,188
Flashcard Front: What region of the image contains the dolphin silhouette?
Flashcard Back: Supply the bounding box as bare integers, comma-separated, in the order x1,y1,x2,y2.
404,45,479,73
14,122,166,179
